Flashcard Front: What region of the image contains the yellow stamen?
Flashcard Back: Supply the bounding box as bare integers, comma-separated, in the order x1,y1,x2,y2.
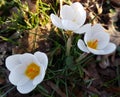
87,39,98,49
25,63,40,80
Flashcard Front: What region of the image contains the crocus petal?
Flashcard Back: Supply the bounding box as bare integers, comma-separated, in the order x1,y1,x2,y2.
77,39,90,53
34,51,48,70
9,64,29,86
17,80,36,94
91,31,109,49
74,23,91,34
88,47,105,55
84,25,92,44
100,43,116,55
88,43,116,55
71,2,84,9
62,20,80,31
20,53,38,66
71,2,86,26
60,5,75,20
33,64,45,85
92,24,105,33
85,24,105,41
5,54,21,71
96,32,110,49
50,14,63,29
84,27,110,49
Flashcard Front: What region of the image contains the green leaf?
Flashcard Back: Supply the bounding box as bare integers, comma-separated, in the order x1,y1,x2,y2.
66,56,73,66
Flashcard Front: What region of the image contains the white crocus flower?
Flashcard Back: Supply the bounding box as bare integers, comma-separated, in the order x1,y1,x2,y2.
5,51,48,94
77,24,116,55
50,2,89,34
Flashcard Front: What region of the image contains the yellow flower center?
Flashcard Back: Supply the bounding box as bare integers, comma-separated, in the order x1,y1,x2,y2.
87,39,98,49
25,63,40,80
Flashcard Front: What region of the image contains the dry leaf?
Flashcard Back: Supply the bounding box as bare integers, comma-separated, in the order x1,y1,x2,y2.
108,9,120,46
96,3,103,14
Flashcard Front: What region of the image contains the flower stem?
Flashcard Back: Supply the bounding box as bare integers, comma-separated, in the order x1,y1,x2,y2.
66,31,73,56
75,53,89,63
66,36,72,56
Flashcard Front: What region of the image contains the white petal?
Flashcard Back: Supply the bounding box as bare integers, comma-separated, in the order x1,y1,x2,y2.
88,47,105,55
92,24,105,33
34,51,48,70
5,54,21,71
71,2,85,12
92,31,110,49
88,43,116,55
74,23,91,34
71,2,86,26
60,5,75,20
33,64,45,85
84,25,92,44
85,28,110,49
100,43,116,55
20,53,38,66
97,32,110,49
62,20,80,31
77,39,90,53
50,14,63,29
17,80,36,94
9,64,29,86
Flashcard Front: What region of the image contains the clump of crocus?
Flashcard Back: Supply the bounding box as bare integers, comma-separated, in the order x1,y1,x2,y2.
50,2,89,34
5,51,48,94
77,24,116,55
